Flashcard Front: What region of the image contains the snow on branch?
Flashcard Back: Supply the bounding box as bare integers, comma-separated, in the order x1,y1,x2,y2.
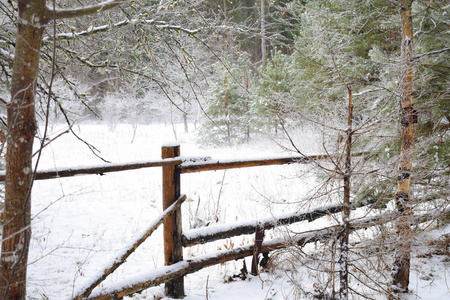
413,47,450,61
42,17,200,44
0,48,14,61
48,0,127,20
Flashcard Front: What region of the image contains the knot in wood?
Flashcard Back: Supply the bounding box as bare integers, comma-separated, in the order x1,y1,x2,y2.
397,167,411,180
400,106,418,128
395,191,410,211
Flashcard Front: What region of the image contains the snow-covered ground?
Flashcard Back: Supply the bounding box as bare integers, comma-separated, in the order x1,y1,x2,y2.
24,123,449,299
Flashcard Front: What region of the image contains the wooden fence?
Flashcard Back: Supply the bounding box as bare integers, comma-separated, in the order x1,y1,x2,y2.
0,144,370,299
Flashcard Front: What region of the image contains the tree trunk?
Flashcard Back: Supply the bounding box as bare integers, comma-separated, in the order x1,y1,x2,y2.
182,98,188,134
392,0,416,293
339,86,353,300
260,0,266,65
1,1,47,298
0,1,123,298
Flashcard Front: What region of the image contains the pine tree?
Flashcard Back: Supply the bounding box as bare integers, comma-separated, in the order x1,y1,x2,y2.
200,56,255,145
253,49,295,134
257,0,449,298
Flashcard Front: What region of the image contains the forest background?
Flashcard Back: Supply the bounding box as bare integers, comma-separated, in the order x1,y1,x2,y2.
0,0,449,299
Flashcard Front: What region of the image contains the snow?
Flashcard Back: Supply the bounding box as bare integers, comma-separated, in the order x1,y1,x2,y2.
26,123,313,299
6,122,447,299
0,48,14,60
162,140,181,148
73,195,185,298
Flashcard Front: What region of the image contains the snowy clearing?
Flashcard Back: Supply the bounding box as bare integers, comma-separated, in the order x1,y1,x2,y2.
25,123,449,300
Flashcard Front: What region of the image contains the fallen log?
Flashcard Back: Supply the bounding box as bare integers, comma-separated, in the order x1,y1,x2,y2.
73,194,186,300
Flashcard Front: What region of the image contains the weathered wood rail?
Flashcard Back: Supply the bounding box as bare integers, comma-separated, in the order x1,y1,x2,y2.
0,144,371,299
86,208,448,300
0,158,182,181
181,203,344,247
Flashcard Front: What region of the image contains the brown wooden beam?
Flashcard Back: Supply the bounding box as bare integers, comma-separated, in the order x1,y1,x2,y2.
0,158,182,181
162,145,184,298
73,194,186,300
181,203,343,247
86,209,447,300
87,225,339,300
180,155,319,174
180,152,368,174
0,152,369,182
251,222,265,276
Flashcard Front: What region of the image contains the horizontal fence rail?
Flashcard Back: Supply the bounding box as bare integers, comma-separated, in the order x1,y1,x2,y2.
180,152,368,173
86,208,449,300
0,152,368,181
0,143,374,299
181,203,344,247
180,155,321,173
0,158,182,181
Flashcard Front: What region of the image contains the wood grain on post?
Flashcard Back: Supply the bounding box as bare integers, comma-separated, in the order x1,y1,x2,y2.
162,144,184,298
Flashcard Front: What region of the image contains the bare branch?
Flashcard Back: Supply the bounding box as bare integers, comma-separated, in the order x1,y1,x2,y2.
42,18,200,44
0,48,14,61
49,0,127,20
413,47,450,60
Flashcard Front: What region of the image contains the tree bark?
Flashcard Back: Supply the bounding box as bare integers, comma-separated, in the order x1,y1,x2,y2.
0,1,47,298
339,86,353,300
0,1,124,298
260,0,266,65
392,0,416,293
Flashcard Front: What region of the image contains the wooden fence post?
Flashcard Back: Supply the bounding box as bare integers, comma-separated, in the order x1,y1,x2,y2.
251,222,265,276
162,143,184,298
